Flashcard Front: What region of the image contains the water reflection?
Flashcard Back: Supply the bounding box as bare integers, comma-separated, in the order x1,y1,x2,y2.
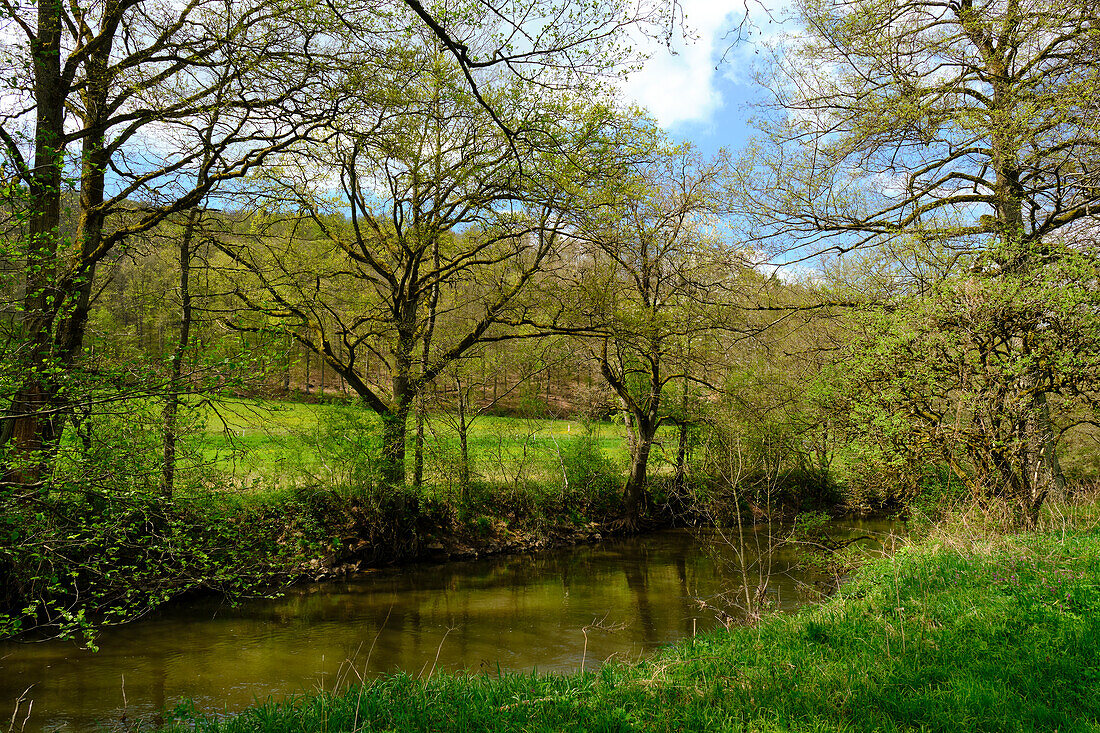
0,522,898,731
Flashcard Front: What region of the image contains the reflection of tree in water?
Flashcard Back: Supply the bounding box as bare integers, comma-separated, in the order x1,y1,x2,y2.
674,553,701,639
622,547,657,646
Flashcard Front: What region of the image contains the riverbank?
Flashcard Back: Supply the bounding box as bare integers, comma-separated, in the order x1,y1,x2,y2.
1,466,836,645
3,395,858,644
161,518,1100,732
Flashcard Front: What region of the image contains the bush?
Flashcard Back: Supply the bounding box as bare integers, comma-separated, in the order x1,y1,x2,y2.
0,490,311,646
0,397,321,645
559,430,620,518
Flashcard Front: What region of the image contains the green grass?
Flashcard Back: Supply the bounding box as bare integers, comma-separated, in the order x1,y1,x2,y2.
163,522,1100,732
184,398,666,493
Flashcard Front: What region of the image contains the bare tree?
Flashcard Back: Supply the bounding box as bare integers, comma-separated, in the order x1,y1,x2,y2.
217,42,616,488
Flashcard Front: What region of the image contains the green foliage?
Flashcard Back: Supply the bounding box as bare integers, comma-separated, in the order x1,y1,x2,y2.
790,510,831,542
294,402,383,493
826,239,1100,524
559,425,619,514
0,490,316,646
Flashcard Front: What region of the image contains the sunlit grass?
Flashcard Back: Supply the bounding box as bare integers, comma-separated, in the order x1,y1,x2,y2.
182,397,677,493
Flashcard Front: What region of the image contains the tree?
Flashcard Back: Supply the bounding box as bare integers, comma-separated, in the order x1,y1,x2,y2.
0,0,664,490
0,0,347,488
734,0,1100,523
218,42,614,489
566,138,737,523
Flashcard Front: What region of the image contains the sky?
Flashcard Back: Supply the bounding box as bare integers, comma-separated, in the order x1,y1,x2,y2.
619,0,791,157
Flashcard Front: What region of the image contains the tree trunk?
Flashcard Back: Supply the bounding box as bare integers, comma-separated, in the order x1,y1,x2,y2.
2,0,64,490
623,434,653,523
162,210,199,499
623,408,658,523
380,408,408,490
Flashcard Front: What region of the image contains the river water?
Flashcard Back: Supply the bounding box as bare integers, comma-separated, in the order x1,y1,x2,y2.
0,522,899,731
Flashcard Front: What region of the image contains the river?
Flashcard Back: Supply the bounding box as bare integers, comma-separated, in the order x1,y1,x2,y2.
0,522,900,731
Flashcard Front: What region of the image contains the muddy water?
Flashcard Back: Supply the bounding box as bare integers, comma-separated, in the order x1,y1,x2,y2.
0,522,899,731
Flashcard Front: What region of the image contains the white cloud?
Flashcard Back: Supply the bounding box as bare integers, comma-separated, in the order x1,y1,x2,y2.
619,0,798,130
619,1,740,128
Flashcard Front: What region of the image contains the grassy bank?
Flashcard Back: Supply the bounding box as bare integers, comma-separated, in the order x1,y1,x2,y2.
164,519,1100,732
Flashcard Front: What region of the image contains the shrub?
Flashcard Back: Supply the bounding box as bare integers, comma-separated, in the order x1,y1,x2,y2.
559,430,620,518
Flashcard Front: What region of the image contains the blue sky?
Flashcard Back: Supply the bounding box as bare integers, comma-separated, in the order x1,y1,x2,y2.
620,0,790,157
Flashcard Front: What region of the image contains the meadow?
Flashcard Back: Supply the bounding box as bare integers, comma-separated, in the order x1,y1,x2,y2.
185,398,662,496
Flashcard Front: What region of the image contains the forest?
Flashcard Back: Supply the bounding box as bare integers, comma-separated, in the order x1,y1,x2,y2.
2,0,1100,725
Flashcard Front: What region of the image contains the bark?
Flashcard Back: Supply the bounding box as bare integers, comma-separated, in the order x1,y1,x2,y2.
623,424,655,522
162,210,199,498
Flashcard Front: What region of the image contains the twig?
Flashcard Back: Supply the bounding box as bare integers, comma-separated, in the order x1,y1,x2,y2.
425,627,454,680
8,686,33,733
580,612,626,673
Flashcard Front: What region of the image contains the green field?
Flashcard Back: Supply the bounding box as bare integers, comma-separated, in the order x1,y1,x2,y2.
186,398,670,494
